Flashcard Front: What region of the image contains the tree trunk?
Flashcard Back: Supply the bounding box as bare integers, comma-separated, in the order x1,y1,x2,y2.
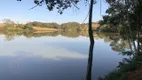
88,0,94,45
85,39,94,80
137,10,140,54
85,0,94,80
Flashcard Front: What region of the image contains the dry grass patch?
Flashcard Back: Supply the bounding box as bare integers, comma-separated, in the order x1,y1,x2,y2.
0,24,5,27
33,26,57,31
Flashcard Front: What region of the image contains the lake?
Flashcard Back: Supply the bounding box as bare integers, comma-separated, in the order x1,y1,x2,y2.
0,32,129,80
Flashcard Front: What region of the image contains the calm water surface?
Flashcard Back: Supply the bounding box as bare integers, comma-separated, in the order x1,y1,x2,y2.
0,33,128,80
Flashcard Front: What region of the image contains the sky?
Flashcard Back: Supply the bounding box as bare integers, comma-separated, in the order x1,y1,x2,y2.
0,0,109,24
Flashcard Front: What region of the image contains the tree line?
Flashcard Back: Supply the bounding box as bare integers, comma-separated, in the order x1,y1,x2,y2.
2,19,99,32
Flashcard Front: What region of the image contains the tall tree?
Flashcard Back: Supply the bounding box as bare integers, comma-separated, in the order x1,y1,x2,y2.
85,0,94,80
101,0,142,54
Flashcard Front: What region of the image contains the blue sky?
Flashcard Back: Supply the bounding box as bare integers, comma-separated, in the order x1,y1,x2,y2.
0,0,109,24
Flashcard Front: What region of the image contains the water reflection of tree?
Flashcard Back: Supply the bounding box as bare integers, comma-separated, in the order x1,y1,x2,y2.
2,30,122,41
3,30,137,56
110,39,130,52
102,32,142,80
85,39,94,80
5,34,15,41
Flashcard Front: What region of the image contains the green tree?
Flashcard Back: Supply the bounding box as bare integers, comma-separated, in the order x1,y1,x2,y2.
3,19,15,24
100,0,142,54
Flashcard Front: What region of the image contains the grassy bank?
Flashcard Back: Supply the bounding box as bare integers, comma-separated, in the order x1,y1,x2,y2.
103,53,142,80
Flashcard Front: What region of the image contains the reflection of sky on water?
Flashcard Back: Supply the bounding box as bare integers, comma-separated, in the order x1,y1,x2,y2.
0,35,128,80
0,35,88,60
0,43,88,60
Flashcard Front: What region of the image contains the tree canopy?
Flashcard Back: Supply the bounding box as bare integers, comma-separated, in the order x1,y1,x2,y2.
18,0,81,14
99,0,142,33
